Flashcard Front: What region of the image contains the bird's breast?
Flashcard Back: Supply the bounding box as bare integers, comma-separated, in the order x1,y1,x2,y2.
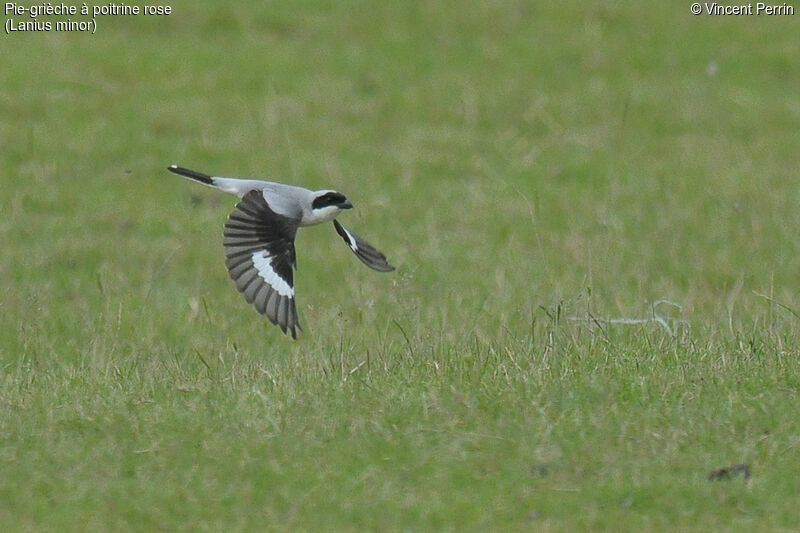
300,206,341,226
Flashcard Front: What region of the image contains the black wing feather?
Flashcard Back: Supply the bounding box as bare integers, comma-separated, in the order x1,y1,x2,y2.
333,220,395,272
223,190,302,338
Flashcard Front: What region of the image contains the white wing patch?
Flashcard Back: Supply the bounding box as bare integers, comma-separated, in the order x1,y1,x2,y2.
340,226,358,252
252,250,294,297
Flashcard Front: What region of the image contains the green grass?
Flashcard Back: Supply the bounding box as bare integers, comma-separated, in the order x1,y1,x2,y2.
2,1,800,530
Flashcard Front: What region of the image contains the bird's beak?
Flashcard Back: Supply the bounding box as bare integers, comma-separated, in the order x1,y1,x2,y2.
340,200,353,209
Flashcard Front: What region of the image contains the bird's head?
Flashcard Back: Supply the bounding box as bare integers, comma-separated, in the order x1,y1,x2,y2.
308,190,353,224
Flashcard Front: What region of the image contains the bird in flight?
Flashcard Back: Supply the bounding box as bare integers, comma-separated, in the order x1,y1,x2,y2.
169,165,394,339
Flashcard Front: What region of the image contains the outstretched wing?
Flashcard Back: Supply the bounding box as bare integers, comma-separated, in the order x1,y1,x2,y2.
333,220,395,272
223,190,301,338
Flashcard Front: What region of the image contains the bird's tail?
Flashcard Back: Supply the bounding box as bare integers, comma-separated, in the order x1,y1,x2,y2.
168,165,214,186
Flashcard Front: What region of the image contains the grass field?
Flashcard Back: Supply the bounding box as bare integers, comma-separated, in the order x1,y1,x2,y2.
2,1,800,530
